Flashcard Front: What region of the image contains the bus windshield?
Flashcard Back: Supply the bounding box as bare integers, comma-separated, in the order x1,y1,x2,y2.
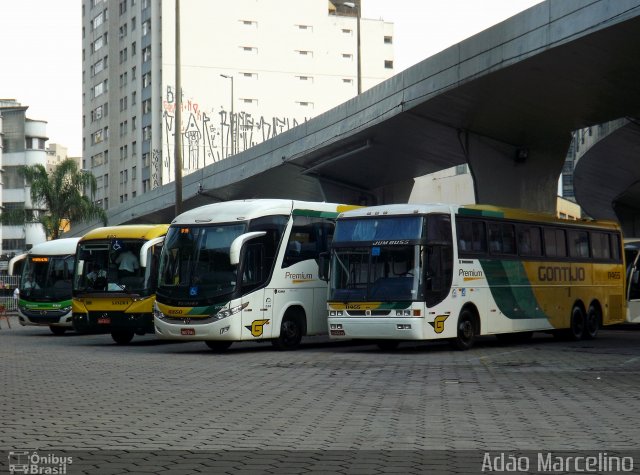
330,215,426,302
330,245,423,302
73,239,150,295
157,224,247,300
21,255,75,301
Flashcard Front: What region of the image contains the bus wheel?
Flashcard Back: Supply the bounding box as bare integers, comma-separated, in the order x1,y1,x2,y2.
111,329,135,345
205,341,232,352
49,326,66,336
584,305,601,339
273,315,303,350
452,309,476,351
569,306,585,341
377,340,400,351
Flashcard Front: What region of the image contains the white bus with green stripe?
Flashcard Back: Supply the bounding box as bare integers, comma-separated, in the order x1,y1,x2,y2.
325,204,626,350
154,199,358,351
10,238,80,335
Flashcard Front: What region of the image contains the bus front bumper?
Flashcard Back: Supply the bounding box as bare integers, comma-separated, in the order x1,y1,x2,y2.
18,310,74,328
154,316,242,341
328,317,425,340
72,312,154,334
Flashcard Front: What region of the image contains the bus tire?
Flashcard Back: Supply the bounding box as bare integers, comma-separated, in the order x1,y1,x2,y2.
205,341,232,352
569,306,586,341
49,326,66,336
451,309,476,351
272,313,304,350
584,305,601,339
111,329,135,345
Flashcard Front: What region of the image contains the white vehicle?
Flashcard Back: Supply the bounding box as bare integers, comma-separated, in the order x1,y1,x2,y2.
324,204,626,350
625,238,640,323
9,238,80,334
154,199,357,351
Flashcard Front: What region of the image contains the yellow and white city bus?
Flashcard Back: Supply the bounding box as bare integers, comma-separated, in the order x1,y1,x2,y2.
154,199,357,351
10,238,80,334
72,224,169,344
324,204,626,350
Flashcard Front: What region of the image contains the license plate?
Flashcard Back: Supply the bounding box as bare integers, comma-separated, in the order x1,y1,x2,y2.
181,328,195,336
97,317,111,325
330,330,345,336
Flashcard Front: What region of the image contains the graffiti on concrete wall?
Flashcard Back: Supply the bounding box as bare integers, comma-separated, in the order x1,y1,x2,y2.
156,86,307,187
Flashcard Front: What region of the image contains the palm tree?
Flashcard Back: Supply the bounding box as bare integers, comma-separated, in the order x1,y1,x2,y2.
18,159,107,240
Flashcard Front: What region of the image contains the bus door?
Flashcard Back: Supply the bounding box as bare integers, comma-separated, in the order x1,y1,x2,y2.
627,248,640,323
239,240,273,340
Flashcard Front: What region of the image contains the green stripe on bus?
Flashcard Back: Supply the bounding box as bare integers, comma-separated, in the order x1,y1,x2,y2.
292,209,340,218
458,208,505,218
479,260,548,320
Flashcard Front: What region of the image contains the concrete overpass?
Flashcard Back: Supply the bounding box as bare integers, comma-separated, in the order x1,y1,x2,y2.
574,118,640,236
69,0,640,236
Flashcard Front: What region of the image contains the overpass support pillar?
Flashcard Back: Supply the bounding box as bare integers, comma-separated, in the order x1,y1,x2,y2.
466,134,569,214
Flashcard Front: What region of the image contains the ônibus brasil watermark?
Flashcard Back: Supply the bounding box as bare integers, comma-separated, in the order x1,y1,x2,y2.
8,451,73,475
482,451,635,473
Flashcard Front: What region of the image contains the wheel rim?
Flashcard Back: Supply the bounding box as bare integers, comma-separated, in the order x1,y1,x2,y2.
572,309,585,338
281,320,300,345
586,309,599,336
459,319,473,341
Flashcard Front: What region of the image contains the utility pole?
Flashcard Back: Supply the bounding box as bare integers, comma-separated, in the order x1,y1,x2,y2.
174,0,183,216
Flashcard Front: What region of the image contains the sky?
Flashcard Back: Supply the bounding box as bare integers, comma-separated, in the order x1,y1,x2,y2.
0,0,542,158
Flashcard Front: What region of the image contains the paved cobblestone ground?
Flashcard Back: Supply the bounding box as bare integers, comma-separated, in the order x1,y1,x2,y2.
1,317,640,474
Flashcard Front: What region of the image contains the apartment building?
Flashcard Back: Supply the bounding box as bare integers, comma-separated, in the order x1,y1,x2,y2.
82,0,394,209
0,99,48,259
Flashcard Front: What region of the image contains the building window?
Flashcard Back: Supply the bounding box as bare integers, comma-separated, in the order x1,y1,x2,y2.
143,126,151,141
384,36,393,44
342,53,353,60
384,60,394,69
342,78,353,84
241,46,258,54
296,75,313,82
296,24,312,31
142,46,151,62
142,72,151,88
342,28,352,34
296,101,314,108
142,19,151,36
142,99,151,114
142,152,150,167
296,50,312,57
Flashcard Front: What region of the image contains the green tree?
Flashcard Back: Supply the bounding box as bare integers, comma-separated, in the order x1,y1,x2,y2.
16,159,107,240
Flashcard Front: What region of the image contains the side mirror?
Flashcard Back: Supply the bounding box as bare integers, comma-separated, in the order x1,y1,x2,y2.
318,252,330,281
230,231,267,265
140,236,165,268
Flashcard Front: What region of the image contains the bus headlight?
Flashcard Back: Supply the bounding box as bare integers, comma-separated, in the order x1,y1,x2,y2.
153,302,165,320
329,310,344,316
212,302,248,321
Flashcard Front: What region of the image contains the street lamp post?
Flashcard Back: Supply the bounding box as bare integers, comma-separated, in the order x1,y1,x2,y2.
343,2,362,95
220,74,234,156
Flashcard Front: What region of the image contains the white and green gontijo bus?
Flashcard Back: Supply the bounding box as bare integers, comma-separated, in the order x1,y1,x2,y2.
625,238,640,323
323,204,627,350
154,199,358,351
9,238,80,335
